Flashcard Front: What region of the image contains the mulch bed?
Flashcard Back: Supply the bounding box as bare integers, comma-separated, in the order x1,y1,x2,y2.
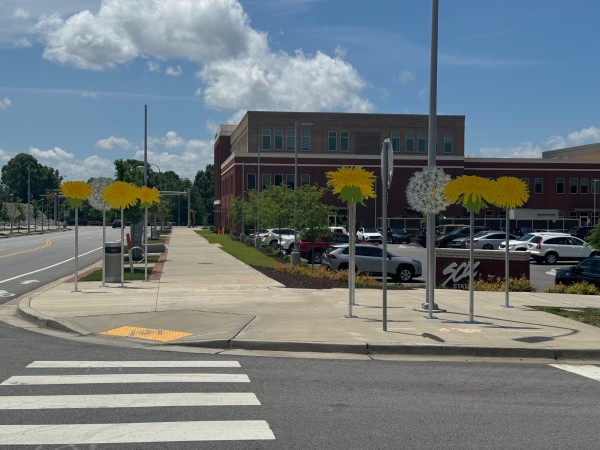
251,265,347,289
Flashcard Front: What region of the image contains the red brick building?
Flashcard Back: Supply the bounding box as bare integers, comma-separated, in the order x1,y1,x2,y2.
214,111,600,233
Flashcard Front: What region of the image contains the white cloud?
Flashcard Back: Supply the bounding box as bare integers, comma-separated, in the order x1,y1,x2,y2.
0,97,12,109
29,146,75,160
546,126,600,150
95,136,132,150
165,65,183,76
80,91,97,98
200,50,372,113
478,142,545,159
33,0,370,115
147,60,160,72
477,125,600,158
39,0,268,70
398,69,415,84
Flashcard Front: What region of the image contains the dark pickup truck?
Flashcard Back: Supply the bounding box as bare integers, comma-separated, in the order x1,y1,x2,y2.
297,233,349,263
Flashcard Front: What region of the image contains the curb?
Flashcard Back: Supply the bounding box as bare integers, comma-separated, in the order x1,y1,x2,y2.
17,298,92,336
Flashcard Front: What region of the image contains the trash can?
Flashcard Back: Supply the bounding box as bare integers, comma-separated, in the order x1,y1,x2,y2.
105,242,122,283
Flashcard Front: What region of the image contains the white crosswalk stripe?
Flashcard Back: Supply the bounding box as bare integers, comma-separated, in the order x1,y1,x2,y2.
550,363,600,381
0,359,276,446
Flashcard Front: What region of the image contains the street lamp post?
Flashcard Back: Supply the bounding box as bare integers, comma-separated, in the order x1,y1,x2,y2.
291,120,313,266
594,179,599,227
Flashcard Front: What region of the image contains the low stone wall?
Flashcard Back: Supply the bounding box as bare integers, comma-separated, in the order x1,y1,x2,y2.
435,248,530,289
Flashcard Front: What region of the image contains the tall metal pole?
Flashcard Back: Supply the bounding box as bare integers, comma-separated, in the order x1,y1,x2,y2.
292,121,300,265
255,147,261,247
424,0,439,318
27,165,31,233
594,179,598,227
143,105,149,282
187,188,191,227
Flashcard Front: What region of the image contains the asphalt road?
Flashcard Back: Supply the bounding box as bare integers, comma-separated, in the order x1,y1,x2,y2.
0,226,122,303
0,316,599,449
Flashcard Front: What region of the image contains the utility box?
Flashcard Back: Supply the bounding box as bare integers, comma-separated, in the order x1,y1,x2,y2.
105,242,122,283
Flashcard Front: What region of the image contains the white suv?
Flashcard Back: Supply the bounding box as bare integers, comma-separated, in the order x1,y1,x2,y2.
356,227,382,243
260,228,296,249
527,234,598,264
499,232,567,251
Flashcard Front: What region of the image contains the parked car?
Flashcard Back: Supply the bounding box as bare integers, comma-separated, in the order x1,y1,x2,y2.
569,226,594,240
434,226,490,248
112,219,122,228
321,244,422,282
329,226,348,235
527,234,599,264
450,231,517,250
297,233,349,263
356,227,382,243
498,232,568,251
386,228,411,244
509,226,534,237
555,256,600,288
260,228,296,249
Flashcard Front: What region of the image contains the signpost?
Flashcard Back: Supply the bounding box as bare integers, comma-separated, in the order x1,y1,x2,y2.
381,138,394,331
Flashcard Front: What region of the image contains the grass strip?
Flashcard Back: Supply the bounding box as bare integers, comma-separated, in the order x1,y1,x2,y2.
80,267,154,282
196,230,277,268
530,306,600,328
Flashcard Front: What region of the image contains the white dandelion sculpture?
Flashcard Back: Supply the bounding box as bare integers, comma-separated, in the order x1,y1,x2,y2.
89,177,114,287
406,167,451,316
406,167,451,214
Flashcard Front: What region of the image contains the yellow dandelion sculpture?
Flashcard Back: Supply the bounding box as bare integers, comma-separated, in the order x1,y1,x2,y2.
492,176,529,209
445,175,497,213
138,186,161,208
60,181,93,208
101,181,139,210
326,166,376,205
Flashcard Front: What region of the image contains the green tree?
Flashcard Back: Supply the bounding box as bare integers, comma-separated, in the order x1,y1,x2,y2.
585,224,600,250
1,153,61,201
194,164,214,226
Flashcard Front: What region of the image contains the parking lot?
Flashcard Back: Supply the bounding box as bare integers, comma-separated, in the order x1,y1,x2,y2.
385,242,564,292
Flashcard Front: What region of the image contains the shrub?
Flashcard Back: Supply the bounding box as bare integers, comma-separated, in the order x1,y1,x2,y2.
545,281,600,295
472,274,536,292
274,263,381,288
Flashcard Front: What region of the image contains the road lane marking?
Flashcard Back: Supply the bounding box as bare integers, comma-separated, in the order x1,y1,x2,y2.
0,420,275,445
550,364,600,381
27,360,241,368
1,373,250,385
0,239,51,260
0,392,260,409
0,246,101,285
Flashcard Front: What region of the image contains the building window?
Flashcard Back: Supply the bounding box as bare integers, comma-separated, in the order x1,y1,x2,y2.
521,178,529,191
340,131,349,152
499,209,506,218
261,174,271,190
405,132,414,153
391,132,401,153
444,133,453,153
593,179,600,194
328,131,337,151
274,174,283,186
418,132,427,153
556,178,564,194
558,210,564,218
262,129,271,150
247,173,256,190
484,209,493,218
286,174,295,189
570,178,578,194
286,130,295,151
581,178,589,194
301,130,310,151
274,130,283,150
534,178,543,194
301,174,310,186
569,210,577,219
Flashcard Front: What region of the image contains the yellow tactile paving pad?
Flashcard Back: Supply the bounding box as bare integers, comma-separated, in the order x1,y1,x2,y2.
100,326,192,342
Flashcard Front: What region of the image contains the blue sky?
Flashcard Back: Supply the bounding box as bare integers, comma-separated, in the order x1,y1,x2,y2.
1,0,600,181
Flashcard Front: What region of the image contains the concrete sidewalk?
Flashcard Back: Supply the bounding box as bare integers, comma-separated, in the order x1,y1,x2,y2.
16,227,600,360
